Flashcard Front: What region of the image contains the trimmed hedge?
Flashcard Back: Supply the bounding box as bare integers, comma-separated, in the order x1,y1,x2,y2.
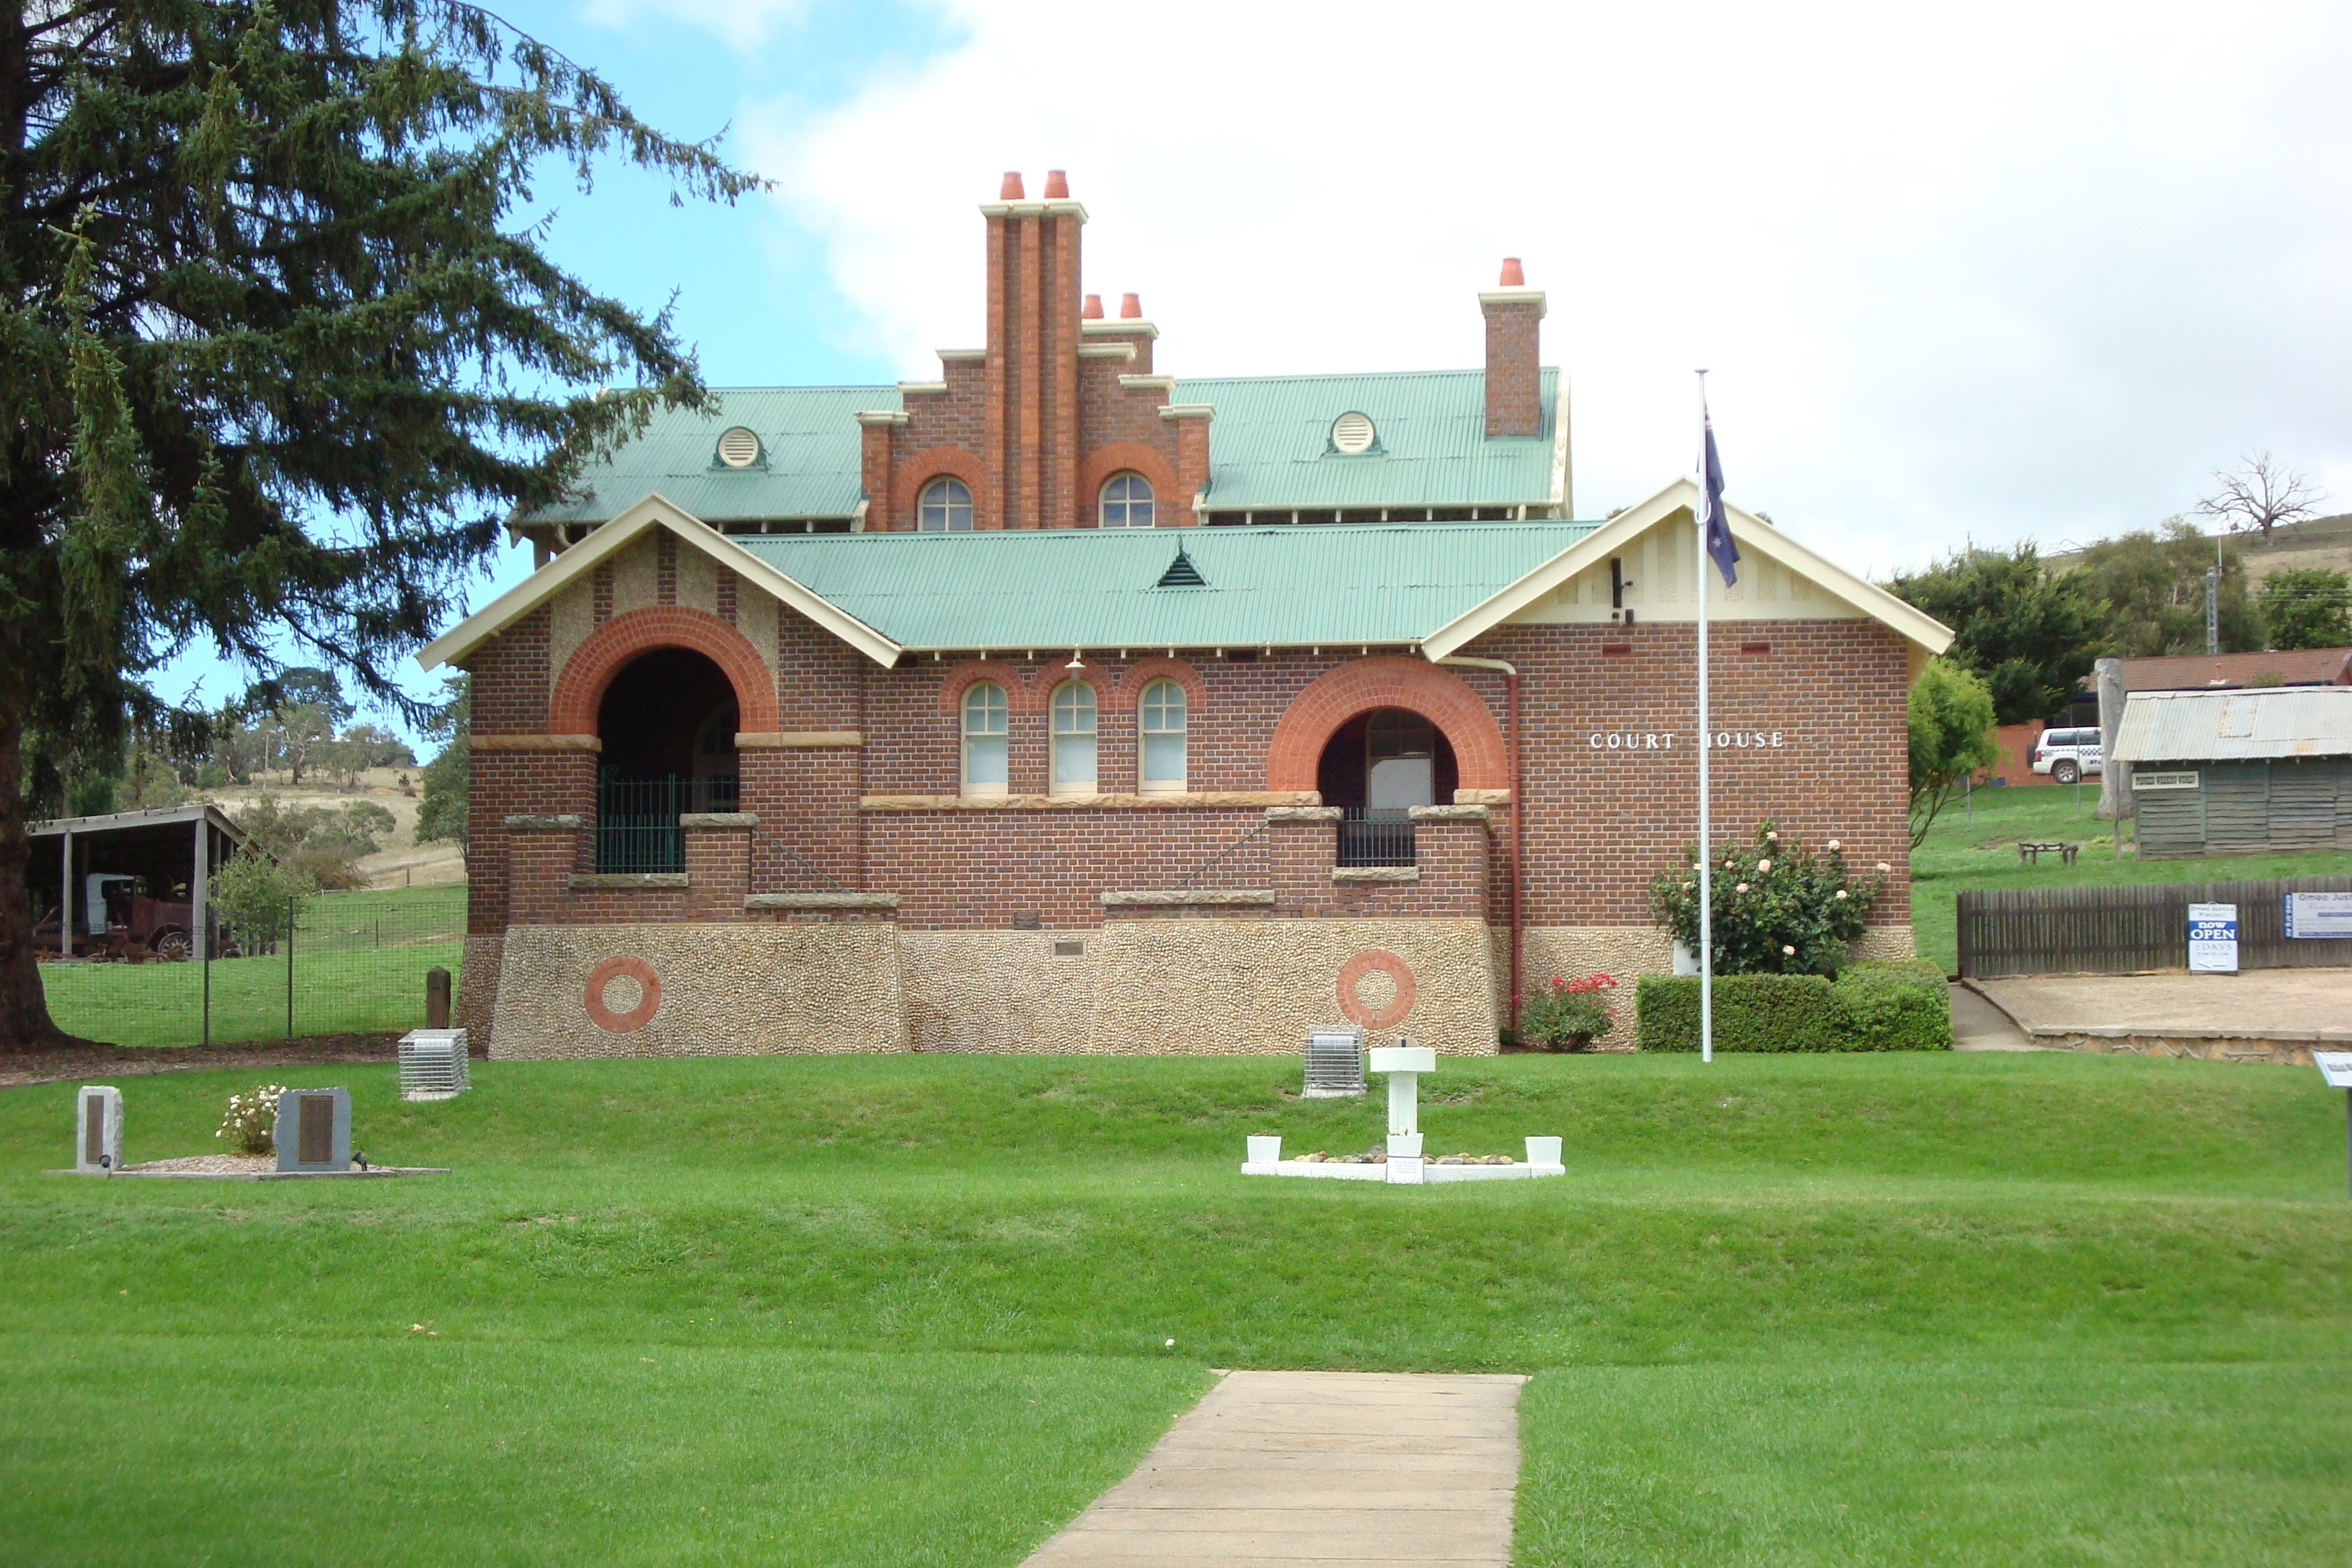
1635,962,1950,1053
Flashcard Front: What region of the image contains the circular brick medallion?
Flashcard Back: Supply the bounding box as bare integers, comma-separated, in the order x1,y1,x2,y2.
1336,949,1416,1031
584,955,662,1033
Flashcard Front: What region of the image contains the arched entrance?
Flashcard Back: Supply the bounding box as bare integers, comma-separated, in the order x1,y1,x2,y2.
594,647,740,872
1317,709,1459,866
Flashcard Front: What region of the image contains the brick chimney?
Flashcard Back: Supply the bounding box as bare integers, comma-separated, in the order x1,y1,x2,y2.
1479,258,1545,439
981,172,1087,528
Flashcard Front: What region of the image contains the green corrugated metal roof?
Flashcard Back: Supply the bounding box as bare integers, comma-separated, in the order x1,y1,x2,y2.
521,368,1559,526
733,521,1598,651
1177,369,1560,512
529,387,900,524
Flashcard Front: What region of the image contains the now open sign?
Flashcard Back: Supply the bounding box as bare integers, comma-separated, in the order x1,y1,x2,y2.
2188,903,2239,973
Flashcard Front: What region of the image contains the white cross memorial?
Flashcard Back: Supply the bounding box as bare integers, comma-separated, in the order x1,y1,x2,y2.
2317,1052,2352,1201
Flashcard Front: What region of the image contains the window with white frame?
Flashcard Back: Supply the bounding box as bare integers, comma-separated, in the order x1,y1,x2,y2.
919,477,974,531
1097,471,1154,528
1139,678,1188,793
961,682,1008,796
1050,681,1098,794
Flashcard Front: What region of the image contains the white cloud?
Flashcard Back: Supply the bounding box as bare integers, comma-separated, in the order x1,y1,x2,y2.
682,0,2352,573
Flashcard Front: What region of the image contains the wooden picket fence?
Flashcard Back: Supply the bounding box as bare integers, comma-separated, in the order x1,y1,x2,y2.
1955,875,2352,978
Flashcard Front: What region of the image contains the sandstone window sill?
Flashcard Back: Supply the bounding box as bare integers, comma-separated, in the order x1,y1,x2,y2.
679,812,759,829
505,814,583,832
569,873,689,890
743,892,901,911
1100,889,1276,908
862,791,1317,812
1409,805,1490,824
1332,867,1420,884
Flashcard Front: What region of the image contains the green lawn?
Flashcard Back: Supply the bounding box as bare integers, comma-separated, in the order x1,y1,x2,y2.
37,885,464,1047
2,1052,2346,1564
1908,781,2352,971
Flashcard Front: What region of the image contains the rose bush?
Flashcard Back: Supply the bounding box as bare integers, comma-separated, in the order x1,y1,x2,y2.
1648,821,1880,976
1518,973,1618,1051
216,1084,287,1156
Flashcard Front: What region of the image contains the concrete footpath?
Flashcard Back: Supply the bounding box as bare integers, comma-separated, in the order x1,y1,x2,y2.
1020,1370,1526,1568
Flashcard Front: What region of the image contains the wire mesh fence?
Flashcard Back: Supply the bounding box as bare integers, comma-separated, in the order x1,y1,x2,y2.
37,885,466,1047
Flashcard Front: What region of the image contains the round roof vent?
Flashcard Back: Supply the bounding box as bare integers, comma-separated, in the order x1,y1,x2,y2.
715,426,762,469
1330,412,1376,454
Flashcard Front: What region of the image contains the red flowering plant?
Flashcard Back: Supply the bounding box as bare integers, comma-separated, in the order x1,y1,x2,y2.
1518,973,1619,1052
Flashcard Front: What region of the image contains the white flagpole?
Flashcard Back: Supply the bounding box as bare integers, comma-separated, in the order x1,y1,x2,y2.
1695,371,1714,1066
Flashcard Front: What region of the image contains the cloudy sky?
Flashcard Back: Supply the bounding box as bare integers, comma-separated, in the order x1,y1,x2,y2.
157,0,2352,720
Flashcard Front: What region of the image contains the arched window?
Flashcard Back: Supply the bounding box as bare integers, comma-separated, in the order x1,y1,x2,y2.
1050,681,1098,795
1139,678,1187,793
1097,472,1154,528
919,477,973,532
961,682,1008,796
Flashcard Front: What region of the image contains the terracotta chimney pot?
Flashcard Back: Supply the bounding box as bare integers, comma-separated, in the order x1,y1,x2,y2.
999,171,1025,200
1082,293,1104,319
1119,292,1142,319
1043,169,1069,198
1499,257,1526,287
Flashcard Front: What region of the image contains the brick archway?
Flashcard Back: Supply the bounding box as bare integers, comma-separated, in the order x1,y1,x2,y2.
548,606,779,736
890,448,990,531
1265,656,1508,794
1078,442,1180,528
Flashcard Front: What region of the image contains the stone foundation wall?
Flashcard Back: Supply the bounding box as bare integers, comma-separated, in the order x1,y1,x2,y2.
898,929,1102,1053
490,921,906,1059
456,934,505,1050
1089,916,1497,1056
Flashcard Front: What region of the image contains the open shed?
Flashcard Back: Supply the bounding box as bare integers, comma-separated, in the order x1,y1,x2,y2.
27,804,247,960
2114,688,2352,857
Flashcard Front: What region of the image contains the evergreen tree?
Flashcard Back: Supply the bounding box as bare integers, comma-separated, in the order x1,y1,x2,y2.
2257,567,2352,652
1887,544,2097,725
2062,520,2261,657
1,0,758,1048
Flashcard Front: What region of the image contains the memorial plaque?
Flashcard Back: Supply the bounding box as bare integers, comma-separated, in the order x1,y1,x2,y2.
298,1096,333,1164
274,1087,352,1173
76,1086,122,1174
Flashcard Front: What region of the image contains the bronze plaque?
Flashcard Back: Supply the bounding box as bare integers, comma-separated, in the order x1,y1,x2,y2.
85,1097,103,1164
298,1094,333,1164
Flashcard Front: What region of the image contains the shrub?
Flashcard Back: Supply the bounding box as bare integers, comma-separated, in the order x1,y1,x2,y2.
208,849,314,956
1635,963,1953,1052
1636,973,1842,1053
1518,974,1619,1051
1648,821,1880,977
1834,962,1952,1051
216,1084,288,1156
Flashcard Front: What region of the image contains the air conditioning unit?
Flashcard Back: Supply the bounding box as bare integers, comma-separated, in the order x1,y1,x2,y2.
397,1029,470,1102
1302,1027,1366,1099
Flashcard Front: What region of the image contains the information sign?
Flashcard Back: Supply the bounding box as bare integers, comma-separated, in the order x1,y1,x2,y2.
2187,903,2239,973
2283,892,2352,940
2316,1053,2352,1090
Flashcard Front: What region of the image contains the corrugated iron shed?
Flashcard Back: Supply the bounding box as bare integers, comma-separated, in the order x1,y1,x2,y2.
2113,687,2352,762
732,521,1598,651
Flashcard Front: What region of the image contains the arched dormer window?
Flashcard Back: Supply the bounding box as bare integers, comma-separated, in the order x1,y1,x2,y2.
1098,472,1154,528
920,477,974,532
961,682,1008,796
1050,681,1098,796
1139,679,1187,793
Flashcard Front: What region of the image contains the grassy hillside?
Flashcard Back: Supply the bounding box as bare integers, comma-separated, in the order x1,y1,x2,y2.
2,1053,2346,1564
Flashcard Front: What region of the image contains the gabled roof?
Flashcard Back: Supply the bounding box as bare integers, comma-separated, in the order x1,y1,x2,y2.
2096,646,2352,694
731,521,1600,652
513,369,1565,528
418,495,903,670
2114,686,2352,762
1418,477,1956,660
1181,369,1565,513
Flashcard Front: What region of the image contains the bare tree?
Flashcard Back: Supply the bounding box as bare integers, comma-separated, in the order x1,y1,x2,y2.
2196,451,2324,544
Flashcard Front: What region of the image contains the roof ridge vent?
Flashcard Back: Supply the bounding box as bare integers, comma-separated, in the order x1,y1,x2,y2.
1155,543,1207,588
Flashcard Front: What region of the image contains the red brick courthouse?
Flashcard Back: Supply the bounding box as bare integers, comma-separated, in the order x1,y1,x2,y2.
422,173,1953,1057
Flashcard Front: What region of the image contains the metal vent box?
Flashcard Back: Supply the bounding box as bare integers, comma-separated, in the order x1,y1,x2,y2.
1303,1027,1366,1098
398,1030,471,1101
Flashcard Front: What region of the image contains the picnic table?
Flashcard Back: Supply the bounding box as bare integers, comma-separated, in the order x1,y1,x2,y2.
2017,841,2079,866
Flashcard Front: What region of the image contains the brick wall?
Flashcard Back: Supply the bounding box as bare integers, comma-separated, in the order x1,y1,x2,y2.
465,572,1915,944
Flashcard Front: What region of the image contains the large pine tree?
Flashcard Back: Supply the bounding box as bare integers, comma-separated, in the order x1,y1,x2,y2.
1,0,757,1047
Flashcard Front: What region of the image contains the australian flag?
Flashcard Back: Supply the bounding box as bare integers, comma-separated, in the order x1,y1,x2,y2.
1699,405,1740,588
